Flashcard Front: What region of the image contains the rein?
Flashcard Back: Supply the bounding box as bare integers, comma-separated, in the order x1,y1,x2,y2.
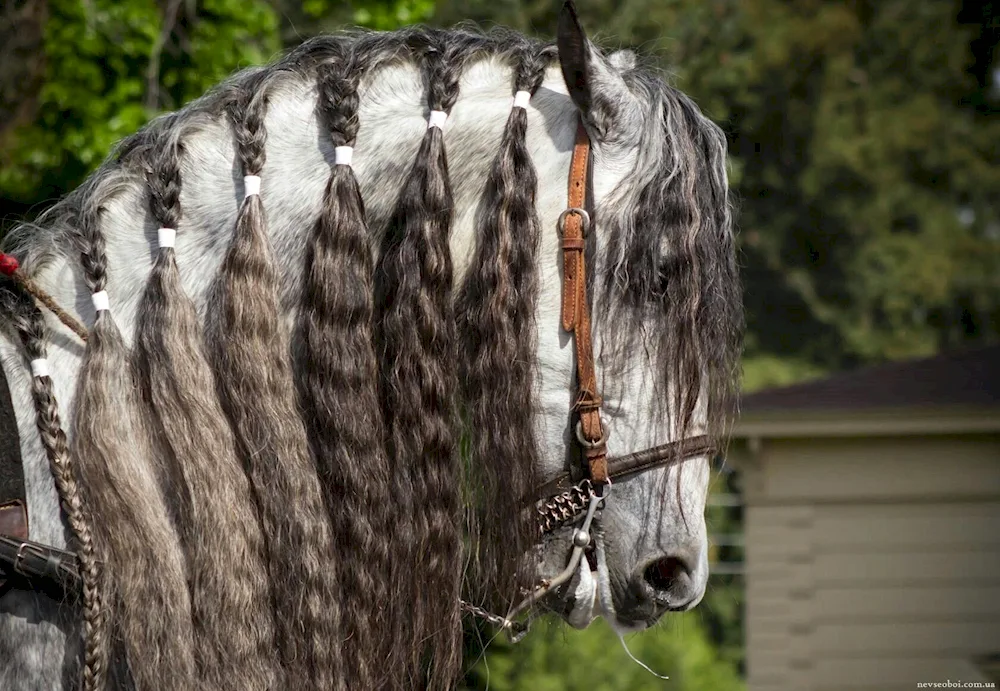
460,121,714,639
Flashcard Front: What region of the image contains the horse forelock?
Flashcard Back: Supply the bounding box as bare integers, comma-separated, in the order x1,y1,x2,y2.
1,24,741,690
595,68,743,449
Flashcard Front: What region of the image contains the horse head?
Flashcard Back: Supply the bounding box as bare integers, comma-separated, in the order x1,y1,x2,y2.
484,3,741,635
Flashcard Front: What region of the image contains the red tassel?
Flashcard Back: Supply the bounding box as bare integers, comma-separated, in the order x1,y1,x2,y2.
0,252,88,341
0,253,19,277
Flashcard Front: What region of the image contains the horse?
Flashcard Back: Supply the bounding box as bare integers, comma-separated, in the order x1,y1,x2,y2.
0,3,741,689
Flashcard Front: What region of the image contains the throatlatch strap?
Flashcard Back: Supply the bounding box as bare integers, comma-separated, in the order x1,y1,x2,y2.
0,361,29,589
559,122,608,484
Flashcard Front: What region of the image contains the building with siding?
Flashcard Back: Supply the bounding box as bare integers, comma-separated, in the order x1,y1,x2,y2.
727,345,1000,690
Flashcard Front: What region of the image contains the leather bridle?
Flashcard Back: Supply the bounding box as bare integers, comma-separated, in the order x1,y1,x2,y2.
460,121,715,638
535,120,715,530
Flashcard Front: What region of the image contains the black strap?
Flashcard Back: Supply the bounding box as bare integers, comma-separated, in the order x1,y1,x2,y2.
0,361,26,513
0,359,28,592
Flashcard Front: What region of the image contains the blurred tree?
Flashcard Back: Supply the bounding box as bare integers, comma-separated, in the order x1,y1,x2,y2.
272,0,433,40
0,0,279,221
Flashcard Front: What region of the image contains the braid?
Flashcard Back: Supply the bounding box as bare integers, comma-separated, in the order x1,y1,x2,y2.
375,33,464,689
208,78,342,690
296,55,398,688
457,43,552,610
135,137,279,690
72,195,196,690
13,304,108,691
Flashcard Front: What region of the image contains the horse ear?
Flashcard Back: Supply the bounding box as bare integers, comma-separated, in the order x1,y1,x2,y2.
557,1,638,141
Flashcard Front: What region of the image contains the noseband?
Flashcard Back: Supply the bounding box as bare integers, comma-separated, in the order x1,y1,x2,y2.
461,120,714,639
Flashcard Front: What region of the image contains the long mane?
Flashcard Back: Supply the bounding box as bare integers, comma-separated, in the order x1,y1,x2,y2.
597,64,742,452
0,24,740,691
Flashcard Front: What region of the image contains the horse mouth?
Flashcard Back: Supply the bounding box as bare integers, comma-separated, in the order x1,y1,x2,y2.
593,536,650,635
544,524,649,633
554,534,643,632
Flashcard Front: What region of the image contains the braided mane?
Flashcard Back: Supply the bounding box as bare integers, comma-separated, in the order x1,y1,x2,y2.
1,24,739,690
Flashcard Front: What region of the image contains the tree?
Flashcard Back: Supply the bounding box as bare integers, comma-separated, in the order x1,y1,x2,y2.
0,0,279,222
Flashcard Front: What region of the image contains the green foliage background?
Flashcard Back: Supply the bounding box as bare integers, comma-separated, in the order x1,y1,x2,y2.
1,1,997,689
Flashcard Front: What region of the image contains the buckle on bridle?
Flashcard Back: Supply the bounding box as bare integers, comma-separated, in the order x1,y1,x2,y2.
575,420,608,449
556,207,591,236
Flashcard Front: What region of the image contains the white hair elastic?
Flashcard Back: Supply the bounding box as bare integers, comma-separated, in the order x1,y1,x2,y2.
243,175,261,198
334,146,354,166
30,358,49,378
91,290,110,313
512,90,531,109
158,227,176,248
427,110,448,130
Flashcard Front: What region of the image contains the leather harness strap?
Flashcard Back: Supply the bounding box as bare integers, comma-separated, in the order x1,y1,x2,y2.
560,122,609,483
0,361,29,590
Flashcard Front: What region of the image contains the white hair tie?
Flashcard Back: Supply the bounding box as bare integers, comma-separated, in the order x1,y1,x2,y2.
512,90,531,109
30,358,49,378
243,175,261,198
334,146,354,166
91,290,110,313
427,110,448,130
158,227,176,248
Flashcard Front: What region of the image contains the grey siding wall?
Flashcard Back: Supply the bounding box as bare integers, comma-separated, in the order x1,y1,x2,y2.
735,433,1000,691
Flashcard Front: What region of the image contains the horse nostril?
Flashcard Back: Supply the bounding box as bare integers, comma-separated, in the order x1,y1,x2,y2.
642,555,693,596
620,552,705,622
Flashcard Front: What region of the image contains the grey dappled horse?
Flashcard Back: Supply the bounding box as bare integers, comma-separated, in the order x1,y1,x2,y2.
0,4,740,689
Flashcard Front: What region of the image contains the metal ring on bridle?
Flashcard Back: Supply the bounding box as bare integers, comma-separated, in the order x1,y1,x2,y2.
575,420,608,448
557,207,591,236
593,476,612,499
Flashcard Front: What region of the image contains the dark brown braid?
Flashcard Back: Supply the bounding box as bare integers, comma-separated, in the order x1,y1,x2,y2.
375,34,466,689
208,77,342,690
12,302,108,691
134,137,279,691
296,54,399,689
456,43,553,610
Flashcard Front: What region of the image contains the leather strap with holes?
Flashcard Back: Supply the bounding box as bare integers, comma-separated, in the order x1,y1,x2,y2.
560,122,608,483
